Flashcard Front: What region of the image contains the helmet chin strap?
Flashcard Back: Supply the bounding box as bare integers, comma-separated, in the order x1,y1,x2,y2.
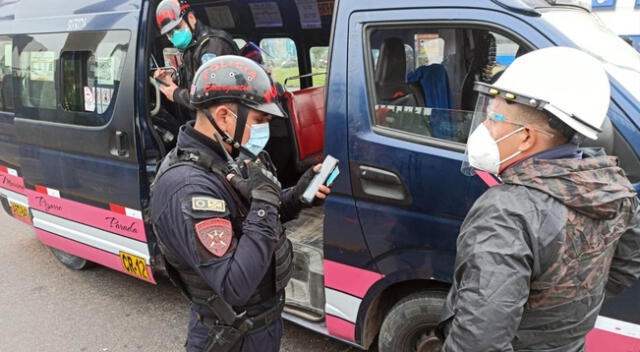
202,105,250,158
183,9,195,33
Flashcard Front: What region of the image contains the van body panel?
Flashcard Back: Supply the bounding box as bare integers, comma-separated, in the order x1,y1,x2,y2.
340,1,640,347
344,7,551,344
322,0,375,285
3,0,155,283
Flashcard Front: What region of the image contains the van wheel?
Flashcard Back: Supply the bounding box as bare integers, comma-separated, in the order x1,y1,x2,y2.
378,291,447,352
49,247,92,270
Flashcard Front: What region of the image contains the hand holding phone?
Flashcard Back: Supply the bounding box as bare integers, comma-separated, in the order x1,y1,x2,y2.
300,155,339,205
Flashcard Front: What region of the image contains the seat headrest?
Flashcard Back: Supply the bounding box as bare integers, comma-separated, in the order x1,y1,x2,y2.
375,37,407,85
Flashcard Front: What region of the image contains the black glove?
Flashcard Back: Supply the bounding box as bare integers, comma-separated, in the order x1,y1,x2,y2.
293,166,323,207
229,160,282,207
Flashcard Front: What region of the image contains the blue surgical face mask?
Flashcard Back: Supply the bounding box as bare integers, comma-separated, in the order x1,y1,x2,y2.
227,109,271,158
242,122,270,157
171,29,192,50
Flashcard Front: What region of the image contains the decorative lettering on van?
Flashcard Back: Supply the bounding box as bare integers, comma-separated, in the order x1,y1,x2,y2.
105,216,139,234
67,18,87,31
35,196,63,212
0,174,24,191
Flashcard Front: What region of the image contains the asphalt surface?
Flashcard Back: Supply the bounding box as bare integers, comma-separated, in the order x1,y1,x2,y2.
0,210,360,352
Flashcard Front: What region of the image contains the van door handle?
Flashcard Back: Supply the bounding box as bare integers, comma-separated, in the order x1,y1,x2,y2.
111,130,128,157
360,166,402,185
357,165,407,202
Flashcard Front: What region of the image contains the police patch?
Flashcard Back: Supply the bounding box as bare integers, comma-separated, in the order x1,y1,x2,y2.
201,53,216,64
195,218,233,257
192,196,226,212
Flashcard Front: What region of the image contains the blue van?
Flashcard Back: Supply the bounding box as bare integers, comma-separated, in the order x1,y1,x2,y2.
0,0,638,350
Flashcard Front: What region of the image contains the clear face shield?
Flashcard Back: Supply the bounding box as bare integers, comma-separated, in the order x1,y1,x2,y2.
460,82,552,176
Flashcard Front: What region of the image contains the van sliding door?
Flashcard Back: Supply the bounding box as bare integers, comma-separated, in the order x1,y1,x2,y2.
12,3,156,283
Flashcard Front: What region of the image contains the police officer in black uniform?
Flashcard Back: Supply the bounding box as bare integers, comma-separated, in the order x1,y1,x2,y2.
153,0,240,121
150,55,330,352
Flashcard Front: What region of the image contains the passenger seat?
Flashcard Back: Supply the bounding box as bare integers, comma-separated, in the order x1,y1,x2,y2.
375,37,424,106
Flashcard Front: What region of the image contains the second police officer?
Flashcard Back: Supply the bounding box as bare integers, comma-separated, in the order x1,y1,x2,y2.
150,55,331,352
153,0,240,121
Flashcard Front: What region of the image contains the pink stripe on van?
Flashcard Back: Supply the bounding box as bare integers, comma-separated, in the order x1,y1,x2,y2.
324,260,384,298
36,229,155,284
476,171,500,187
326,315,356,343
26,190,147,242
586,328,640,351
0,171,26,194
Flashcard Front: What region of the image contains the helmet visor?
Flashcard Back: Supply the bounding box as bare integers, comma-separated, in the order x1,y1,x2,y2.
252,102,287,119
461,93,496,176
461,82,555,176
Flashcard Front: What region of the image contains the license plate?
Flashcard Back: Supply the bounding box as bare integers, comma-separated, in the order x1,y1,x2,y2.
119,251,150,280
9,201,30,221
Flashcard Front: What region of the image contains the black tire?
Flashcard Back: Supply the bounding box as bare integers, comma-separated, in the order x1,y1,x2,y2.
49,247,92,270
378,291,447,352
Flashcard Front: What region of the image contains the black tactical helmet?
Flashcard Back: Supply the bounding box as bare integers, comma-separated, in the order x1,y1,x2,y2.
156,0,191,35
190,55,286,118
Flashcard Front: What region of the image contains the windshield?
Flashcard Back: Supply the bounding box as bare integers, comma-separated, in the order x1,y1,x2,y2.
542,9,640,103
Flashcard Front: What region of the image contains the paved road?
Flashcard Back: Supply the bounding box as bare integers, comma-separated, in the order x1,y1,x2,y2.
0,210,360,352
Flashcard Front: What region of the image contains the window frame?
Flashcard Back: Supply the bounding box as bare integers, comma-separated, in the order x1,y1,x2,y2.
0,35,14,113
309,45,329,87
259,37,301,89
60,50,92,113
363,20,534,152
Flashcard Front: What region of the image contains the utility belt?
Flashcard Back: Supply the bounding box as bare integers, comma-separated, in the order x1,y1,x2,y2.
199,294,285,352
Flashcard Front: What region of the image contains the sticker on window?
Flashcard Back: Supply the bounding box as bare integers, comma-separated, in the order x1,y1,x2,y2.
248,2,283,28
317,1,334,16
29,51,55,81
295,0,322,29
205,6,235,29
83,86,95,112
96,87,113,114
97,57,116,86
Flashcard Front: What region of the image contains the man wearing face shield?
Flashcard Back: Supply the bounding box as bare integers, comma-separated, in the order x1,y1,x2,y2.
437,47,640,351
153,0,239,121
150,56,330,352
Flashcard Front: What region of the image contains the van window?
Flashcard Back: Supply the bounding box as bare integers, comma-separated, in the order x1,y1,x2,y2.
310,46,328,86
15,30,129,126
0,36,13,112
260,38,300,89
367,27,522,145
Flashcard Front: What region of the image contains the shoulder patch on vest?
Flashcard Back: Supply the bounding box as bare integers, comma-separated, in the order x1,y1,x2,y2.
201,53,216,64
195,218,233,257
192,196,226,212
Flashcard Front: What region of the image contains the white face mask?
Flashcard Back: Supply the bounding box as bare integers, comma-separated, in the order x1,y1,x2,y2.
467,124,524,175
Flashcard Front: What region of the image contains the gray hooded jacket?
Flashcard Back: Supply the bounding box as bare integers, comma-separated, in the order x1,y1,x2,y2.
440,155,640,352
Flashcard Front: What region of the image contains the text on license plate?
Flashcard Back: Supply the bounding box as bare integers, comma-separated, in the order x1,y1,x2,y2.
9,201,30,221
119,251,150,280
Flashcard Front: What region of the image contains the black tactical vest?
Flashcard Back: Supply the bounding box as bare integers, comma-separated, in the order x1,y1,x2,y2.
180,27,240,90
151,147,293,314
